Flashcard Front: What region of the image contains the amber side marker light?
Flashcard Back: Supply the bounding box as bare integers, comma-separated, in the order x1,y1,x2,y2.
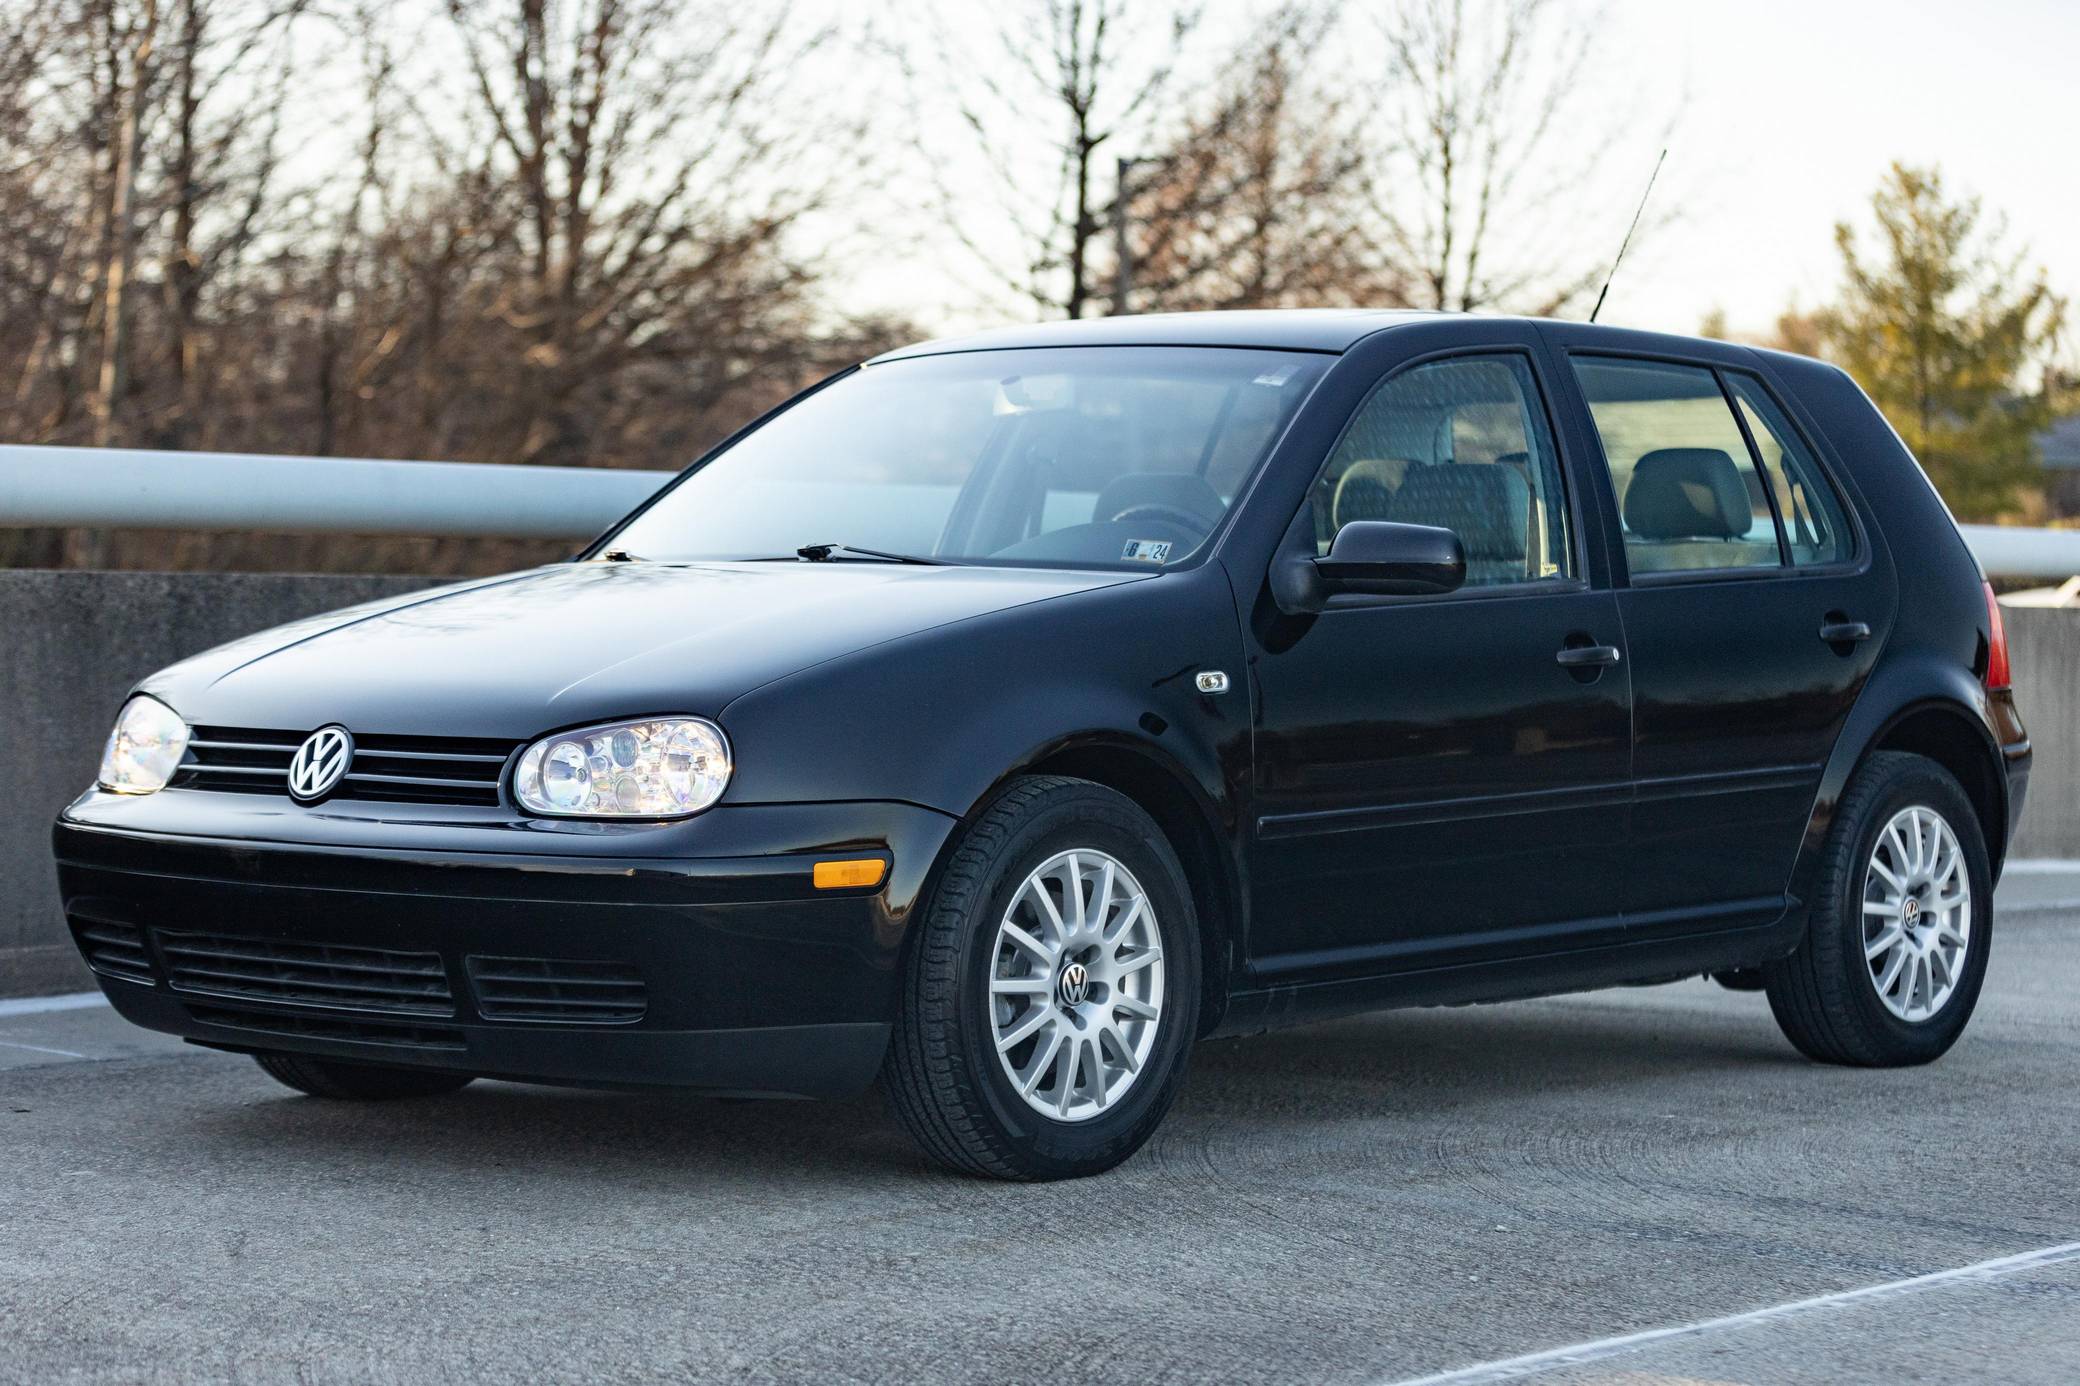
813,859,888,890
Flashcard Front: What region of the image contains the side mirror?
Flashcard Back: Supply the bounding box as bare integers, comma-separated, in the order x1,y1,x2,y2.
1271,521,1466,614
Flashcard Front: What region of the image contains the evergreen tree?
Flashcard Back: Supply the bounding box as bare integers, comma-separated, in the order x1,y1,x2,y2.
1820,163,2066,520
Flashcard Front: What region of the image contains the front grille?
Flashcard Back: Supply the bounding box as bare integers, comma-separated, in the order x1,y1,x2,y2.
188,1003,466,1051
466,955,648,1024
177,726,515,807
70,916,156,984
158,929,456,1017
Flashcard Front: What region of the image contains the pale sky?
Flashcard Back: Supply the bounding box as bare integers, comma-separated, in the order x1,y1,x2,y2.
863,0,2079,350
1572,0,2080,339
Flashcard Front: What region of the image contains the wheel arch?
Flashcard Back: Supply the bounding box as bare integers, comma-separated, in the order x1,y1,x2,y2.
1798,674,2010,921
962,734,1246,1038
1868,704,2007,876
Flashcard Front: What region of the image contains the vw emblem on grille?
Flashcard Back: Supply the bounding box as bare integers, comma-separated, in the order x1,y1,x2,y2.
288,726,354,803
1057,961,1091,1008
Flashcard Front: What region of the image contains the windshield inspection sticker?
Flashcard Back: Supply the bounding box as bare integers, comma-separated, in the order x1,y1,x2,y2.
1122,540,1173,564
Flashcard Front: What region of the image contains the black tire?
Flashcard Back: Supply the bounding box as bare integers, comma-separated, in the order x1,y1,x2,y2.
254,1052,477,1100
883,775,1202,1180
1763,751,1992,1066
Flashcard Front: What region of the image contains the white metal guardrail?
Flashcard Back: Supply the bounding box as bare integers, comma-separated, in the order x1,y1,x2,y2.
0,445,673,540
1956,525,2080,582
4,444,2080,575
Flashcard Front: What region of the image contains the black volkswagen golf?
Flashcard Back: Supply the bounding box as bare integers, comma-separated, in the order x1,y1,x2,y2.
57,311,2031,1180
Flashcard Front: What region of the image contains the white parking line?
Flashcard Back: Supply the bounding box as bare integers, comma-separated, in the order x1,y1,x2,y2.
0,1037,90,1059
1381,1241,2080,1386
2002,860,2080,875
0,991,108,1019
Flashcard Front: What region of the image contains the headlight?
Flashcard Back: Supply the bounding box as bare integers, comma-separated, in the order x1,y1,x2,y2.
513,717,731,818
98,696,191,795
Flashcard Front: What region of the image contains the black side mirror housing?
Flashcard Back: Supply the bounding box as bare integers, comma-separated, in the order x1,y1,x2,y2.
1272,521,1467,614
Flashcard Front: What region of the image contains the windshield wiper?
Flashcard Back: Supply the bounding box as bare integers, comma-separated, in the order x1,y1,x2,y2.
595,548,646,562
794,542,945,566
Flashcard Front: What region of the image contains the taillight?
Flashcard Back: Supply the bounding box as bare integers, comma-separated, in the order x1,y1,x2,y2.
1983,582,2011,691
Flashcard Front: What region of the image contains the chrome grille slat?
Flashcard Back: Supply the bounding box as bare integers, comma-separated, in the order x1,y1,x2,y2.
176,726,514,807
350,747,509,764
343,771,496,790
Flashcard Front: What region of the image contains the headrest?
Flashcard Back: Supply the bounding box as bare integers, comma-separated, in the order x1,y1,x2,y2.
1624,449,1750,541
1388,464,1529,562
1331,458,1413,531
1093,472,1227,528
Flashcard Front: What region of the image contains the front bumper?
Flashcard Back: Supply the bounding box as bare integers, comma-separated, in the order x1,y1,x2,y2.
53,797,958,1098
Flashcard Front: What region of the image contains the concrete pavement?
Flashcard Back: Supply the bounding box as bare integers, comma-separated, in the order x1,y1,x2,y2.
4,874,2077,1384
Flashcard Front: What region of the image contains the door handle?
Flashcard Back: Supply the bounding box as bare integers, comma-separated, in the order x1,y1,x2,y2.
1819,619,1872,644
1555,644,1622,669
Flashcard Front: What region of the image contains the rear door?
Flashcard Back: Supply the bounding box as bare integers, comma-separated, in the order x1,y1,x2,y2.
1544,332,1895,936
1244,330,1634,983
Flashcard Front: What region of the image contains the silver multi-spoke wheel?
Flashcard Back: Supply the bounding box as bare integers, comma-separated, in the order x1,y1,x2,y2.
1862,805,1972,1023
988,849,1165,1122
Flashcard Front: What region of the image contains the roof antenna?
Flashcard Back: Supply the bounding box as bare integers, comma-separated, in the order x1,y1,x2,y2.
1590,147,1667,324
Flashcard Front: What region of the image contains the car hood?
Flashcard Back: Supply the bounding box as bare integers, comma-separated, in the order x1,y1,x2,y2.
141,561,1145,740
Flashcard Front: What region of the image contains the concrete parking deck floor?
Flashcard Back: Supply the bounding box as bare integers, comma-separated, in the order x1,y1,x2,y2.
4,874,2077,1385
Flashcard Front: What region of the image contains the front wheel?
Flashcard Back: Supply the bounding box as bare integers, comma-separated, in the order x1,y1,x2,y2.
1763,751,1992,1066
883,776,1201,1180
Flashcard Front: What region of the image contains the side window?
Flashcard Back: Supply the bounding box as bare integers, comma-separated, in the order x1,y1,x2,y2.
1308,355,1572,587
1725,374,1852,566
1572,358,1784,575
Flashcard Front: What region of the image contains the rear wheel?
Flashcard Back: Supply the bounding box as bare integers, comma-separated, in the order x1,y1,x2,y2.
1763,751,1991,1066
883,776,1201,1180
254,1052,476,1100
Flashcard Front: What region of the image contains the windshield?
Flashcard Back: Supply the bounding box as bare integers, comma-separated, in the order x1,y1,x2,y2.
604,346,1329,570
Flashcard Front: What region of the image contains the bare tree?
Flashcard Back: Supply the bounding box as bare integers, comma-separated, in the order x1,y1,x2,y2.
0,0,305,456
912,0,1205,320
422,0,867,464
0,0,911,571
1362,0,1673,315
1119,8,1393,312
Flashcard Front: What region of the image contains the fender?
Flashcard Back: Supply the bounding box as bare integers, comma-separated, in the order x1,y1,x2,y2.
717,567,1254,967
1785,654,2008,936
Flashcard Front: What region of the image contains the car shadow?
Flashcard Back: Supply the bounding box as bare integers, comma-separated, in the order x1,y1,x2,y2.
181,987,1809,1187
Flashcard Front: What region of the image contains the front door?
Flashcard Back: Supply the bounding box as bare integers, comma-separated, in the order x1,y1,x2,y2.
1246,348,1633,985
1552,344,1894,935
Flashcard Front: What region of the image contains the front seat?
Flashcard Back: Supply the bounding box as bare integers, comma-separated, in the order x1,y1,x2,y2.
1388,463,1531,585
1622,448,1758,571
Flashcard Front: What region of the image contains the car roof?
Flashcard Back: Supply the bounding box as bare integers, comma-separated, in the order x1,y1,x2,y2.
867,309,1776,364
869,309,1444,360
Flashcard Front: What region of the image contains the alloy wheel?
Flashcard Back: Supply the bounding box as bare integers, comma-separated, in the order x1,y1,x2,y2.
1862,805,1972,1023
988,849,1166,1122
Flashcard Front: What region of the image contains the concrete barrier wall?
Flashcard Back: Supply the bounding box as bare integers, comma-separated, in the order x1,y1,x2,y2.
2007,605,2080,861
3,571,440,996
2,571,2076,996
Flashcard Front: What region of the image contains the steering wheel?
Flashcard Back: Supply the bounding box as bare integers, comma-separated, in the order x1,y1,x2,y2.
1109,502,1215,540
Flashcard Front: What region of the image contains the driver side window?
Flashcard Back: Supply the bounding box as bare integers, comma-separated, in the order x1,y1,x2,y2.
1307,355,1573,587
